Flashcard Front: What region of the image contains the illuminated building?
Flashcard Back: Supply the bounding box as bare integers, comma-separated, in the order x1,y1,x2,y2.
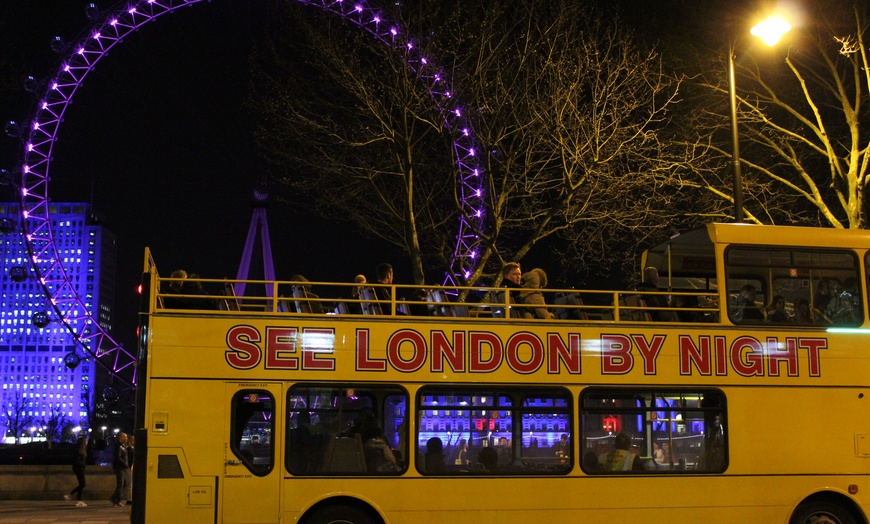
0,202,116,442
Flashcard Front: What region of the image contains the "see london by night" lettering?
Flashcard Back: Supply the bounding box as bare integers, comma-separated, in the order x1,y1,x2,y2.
224,326,826,377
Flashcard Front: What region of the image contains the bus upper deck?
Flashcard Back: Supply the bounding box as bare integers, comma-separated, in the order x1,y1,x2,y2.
145,222,870,329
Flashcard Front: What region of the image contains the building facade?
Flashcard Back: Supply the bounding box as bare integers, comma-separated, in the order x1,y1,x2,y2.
0,202,116,442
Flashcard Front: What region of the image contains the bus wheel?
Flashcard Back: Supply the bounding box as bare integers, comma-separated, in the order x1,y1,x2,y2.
790,501,856,524
307,504,378,524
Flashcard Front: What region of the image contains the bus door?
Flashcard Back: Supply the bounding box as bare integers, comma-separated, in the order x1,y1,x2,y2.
222,384,282,523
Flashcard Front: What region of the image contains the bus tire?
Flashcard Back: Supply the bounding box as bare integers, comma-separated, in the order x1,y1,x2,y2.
306,504,378,524
790,501,857,524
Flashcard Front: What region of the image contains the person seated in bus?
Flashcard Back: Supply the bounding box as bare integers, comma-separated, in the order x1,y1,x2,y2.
423,437,446,473
452,438,469,466
519,268,555,319
337,274,367,314
845,277,863,321
179,273,218,309
766,295,789,323
476,446,498,472
582,450,602,472
552,433,570,462
813,279,831,323
826,279,859,324
289,411,321,474
670,294,702,322
373,263,399,315
290,274,324,314
731,284,764,322
162,269,188,309
496,262,523,318
501,262,522,297
495,437,512,466
362,427,400,473
345,408,378,438
405,288,431,317
652,442,665,464
597,432,645,472
636,267,674,321
793,297,813,324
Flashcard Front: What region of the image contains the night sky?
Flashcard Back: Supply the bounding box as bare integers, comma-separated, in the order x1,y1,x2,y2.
0,0,767,348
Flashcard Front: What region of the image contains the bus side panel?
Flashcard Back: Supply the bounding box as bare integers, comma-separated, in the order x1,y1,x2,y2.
144,379,226,523
144,447,216,524
283,476,866,524
726,386,870,476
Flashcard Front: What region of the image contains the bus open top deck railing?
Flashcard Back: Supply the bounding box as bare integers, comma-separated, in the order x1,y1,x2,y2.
142,221,870,327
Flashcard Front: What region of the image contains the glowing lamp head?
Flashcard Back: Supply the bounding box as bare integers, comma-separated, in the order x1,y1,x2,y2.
751,16,792,46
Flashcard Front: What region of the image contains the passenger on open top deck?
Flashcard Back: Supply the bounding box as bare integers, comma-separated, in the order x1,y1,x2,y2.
519,268,555,319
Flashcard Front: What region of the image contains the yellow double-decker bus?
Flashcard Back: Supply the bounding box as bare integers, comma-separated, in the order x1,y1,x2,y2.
131,223,869,524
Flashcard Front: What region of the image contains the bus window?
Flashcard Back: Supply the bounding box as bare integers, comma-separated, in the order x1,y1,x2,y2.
230,390,274,476
726,246,861,326
580,388,727,474
416,387,572,475
285,385,408,475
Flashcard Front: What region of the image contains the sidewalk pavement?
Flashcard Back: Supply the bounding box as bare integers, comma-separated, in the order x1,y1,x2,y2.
0,500,131,523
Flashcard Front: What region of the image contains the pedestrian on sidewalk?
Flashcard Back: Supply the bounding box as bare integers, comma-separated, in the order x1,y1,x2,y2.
110,432,130,507
124,434,135,505
64,436,89,507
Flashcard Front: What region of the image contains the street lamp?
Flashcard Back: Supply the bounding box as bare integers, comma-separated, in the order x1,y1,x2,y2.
729,15,791,222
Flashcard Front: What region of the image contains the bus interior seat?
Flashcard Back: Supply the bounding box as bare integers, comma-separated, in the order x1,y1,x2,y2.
452,303,470,317
554,292,588,320
276,295,290,313
219,283,241,311
292,285,312,314
426,289,451,316
359,287,383,315
621,294,651,321
484,290,507,318
321,434,366,473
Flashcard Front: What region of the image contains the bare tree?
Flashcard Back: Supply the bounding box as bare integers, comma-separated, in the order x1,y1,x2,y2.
80,388,94,433
3,392,32,444
448,1,695,283
250,6,455,284
686,2,870,228
39,404,68,448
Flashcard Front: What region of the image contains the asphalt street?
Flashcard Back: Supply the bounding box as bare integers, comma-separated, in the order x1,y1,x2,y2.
0,500,131,523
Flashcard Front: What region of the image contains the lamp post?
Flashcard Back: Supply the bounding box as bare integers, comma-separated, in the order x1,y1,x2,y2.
728,16,792,223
